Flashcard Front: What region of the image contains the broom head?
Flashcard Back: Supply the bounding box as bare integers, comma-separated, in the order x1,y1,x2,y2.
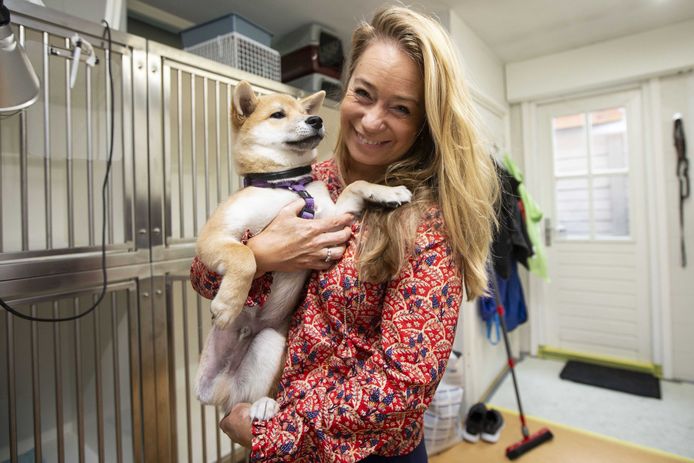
505,427,554,460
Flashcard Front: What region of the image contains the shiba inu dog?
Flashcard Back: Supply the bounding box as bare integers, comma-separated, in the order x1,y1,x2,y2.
194,81,412,420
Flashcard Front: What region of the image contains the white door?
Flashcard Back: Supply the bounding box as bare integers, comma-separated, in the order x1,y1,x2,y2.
533,89,652,363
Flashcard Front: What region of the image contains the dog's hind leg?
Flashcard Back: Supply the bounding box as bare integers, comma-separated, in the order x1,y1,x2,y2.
207,241,256,328
231,327,287,420
196,307,258,407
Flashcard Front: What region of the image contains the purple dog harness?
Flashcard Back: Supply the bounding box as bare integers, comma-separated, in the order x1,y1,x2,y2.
243,165,316,219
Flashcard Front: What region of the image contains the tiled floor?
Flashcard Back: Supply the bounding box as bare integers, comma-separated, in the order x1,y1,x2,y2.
487,356,694,459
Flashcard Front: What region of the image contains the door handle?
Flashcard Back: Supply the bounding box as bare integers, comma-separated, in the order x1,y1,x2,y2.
545,217,551,247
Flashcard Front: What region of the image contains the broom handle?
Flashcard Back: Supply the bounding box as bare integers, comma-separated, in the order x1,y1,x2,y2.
490,269,530,439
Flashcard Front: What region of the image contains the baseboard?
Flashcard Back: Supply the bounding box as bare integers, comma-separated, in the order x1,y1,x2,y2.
537,345,662,378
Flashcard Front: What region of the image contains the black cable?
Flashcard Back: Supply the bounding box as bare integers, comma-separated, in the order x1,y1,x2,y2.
0,20,114,322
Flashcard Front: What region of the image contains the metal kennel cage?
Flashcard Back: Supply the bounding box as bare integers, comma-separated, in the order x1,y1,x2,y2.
0,1,306,461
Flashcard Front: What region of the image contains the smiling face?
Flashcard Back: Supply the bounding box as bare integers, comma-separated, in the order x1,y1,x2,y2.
340,41,425,181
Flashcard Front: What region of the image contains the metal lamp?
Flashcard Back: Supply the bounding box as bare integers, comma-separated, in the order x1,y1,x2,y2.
0,0,40,112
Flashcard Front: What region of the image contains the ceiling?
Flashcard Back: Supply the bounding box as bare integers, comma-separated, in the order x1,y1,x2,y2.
129,0,694,63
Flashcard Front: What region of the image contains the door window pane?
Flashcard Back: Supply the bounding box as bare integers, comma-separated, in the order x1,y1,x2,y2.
593,175,630,237
556,178,589,239
552,113,587,175
590,108,628,171
550,106,631,241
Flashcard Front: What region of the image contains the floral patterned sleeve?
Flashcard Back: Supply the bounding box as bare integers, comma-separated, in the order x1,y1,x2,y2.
189,255,222,300
251,222,463,462
189,255,274,307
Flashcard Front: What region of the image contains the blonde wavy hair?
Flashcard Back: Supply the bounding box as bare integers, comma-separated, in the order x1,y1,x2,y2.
335,6,498,299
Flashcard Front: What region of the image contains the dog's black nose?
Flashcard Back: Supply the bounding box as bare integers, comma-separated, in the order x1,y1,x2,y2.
306,116,323,130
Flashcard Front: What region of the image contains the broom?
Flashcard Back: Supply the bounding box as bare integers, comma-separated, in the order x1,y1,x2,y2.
489,269,553,460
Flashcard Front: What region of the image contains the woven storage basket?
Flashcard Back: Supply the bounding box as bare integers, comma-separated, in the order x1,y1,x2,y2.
185,32,281,81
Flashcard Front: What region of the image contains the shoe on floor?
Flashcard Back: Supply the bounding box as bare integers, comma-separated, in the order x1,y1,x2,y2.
462,402,487,442
481,408,505,443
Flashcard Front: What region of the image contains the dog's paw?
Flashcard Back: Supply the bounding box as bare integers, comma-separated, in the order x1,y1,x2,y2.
210,299,236,328
367,185,412,208
250,397,280,421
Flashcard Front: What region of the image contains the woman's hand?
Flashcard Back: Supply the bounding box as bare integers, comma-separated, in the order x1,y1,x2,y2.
247,199,354,276
220,403,252,448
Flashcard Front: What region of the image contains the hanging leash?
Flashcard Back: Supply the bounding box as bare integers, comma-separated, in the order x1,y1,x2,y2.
674,114,690,267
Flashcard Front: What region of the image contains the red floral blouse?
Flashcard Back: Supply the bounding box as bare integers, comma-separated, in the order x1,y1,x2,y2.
189,159,462,462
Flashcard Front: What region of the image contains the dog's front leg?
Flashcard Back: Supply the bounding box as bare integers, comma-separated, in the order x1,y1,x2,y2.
334,180,412,215
210,242,256,328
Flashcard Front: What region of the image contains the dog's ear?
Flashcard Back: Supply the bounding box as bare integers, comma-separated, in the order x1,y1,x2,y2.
300,90,326,115
232,81,258,127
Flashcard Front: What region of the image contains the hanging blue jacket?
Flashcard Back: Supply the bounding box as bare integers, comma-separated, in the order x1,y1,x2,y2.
479,262,528,343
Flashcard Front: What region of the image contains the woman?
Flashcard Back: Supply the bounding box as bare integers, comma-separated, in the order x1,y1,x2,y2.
190,6,498,462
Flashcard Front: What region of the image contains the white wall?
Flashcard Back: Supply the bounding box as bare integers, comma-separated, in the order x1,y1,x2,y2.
506,18,694,103
447,11,507,116
444,10,520,406
506,20,694,381
658,71,694,381
42,0,126,30
509,105,534,356
316,102,340,163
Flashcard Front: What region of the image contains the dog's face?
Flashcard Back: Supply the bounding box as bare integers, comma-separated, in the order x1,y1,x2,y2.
231,81,326,174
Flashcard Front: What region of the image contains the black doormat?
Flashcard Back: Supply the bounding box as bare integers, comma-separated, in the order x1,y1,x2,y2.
559,360,661,399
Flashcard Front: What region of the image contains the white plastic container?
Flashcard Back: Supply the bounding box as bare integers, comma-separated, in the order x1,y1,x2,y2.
185,32,281,81
424,383,464,455
287,73,343,101
181,13,273,48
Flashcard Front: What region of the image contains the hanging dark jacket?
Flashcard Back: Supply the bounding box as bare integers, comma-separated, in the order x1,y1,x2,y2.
491,161,534,279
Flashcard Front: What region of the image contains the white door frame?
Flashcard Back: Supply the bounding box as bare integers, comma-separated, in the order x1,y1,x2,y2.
521,82,672,378
641,78,673,379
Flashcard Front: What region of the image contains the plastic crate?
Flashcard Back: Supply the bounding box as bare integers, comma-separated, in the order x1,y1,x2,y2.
424,383,464,456
281,44,342,82
275,24,344,78
287,73,343,101
274,23,342,57
181,13,273,48
185,32,281,81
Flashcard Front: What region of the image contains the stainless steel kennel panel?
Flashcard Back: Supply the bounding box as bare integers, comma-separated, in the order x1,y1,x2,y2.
0,0,150,282
0,265,153,463
146,41,305,262
1,3,313,462
154,259,249,463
